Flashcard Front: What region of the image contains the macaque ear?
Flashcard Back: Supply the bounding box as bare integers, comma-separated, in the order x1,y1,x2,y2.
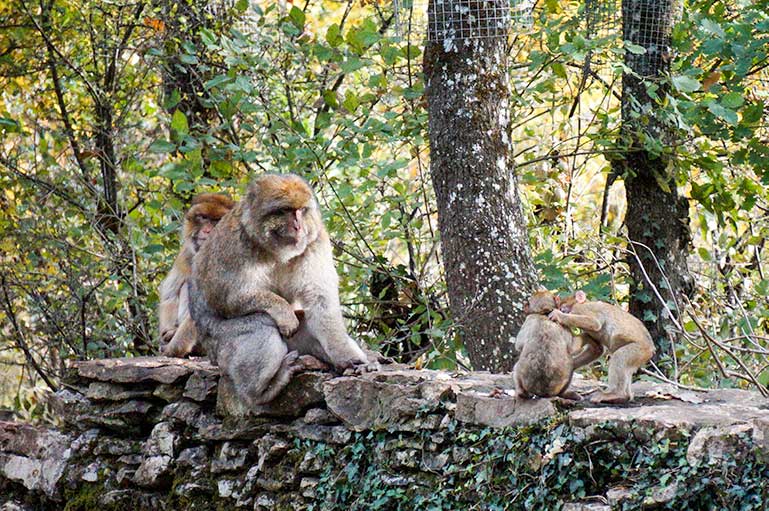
554,295,561,307
523,302,530,314
575,290,587,303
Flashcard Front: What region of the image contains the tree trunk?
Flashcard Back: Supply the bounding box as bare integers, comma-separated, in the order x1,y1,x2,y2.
424,0,538,372
621,0,693,364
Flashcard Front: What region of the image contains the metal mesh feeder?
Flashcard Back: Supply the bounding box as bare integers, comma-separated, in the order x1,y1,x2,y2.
581,0,621,75
622,0,682,77
393,0,536,42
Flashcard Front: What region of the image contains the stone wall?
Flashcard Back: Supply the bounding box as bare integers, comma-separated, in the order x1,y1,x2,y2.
2,357,769,510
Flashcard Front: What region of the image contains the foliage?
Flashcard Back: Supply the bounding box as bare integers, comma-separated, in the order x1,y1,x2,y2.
304,418,769,510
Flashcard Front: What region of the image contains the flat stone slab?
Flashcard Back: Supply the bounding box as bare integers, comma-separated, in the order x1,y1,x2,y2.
72,357,215,385
455,391,556,427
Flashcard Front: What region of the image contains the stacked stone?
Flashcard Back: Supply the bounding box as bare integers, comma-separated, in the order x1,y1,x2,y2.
2,357,769,510
0,357,551,509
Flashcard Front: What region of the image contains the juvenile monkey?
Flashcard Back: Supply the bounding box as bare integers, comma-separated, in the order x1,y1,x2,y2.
190,173,371,406
548,290,655,404
513,290,581,401
158,193,234,357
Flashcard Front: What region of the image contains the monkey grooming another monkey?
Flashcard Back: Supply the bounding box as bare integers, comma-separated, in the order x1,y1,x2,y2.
513,290,581,401
190,173,371,406
158,193,234,357
548,290,655,404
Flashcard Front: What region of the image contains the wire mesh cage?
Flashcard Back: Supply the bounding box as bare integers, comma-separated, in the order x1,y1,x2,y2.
622,0,682,76
583,0,620,40
393,0,536,42
581,0,621,74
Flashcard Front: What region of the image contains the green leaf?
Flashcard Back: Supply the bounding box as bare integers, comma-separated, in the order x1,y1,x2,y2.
700,18,725,38
624,42,646,55
326,24,343,47
179,54,199,65
163,89,181,110
720,92,744,109
149,140,176,153
171,110,189,135
235,0,249,12
707,101,739,125
289,6,305,30
756,280,769,297
552,62,567,80
671,75,700,93
0,117,20,132
340,56,365,73
204,75,232,89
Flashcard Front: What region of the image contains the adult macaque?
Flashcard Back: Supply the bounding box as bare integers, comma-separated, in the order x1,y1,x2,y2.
513,290,581,401
158,193,234,357
548,290,655,404
190,173,371,406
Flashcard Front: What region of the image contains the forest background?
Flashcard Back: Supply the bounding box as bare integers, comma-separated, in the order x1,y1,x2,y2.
1,0,768,420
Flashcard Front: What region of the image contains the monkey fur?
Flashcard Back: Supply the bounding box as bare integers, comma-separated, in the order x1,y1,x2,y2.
513,290,581,401
158,193,234,357
190,174,371,406
549,290,655,403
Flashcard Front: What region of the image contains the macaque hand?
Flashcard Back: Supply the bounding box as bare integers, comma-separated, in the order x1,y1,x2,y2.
548,309,564,324
272,305,300,338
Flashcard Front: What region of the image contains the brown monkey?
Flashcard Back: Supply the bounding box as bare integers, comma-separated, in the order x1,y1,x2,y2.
548,290,655,404
158,193,235,357
513,290,581,401
189,173,371,406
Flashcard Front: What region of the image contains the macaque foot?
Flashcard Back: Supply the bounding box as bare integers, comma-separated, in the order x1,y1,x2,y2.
589,391,630,404
296,355,331,372
364,348,394,365
342,360,380,376
160,329,175,344
488,387,505,398
558,390,583,402
283,350,300,369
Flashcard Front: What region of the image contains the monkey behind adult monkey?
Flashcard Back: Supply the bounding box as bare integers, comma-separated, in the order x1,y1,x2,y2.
513,290,581,401
549,290,655,404
158,193,235,357
190,173,371,406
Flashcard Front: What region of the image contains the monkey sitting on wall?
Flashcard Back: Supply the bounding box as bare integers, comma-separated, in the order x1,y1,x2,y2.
513,290,581,401
189,173,373,406
548,290,655,404
158,193,235,357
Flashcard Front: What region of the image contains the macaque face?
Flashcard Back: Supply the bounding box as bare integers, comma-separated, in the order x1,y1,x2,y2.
524,290,559,315
183,193,234,252
559,290,586,313
247,175,321,258
191,215,218,249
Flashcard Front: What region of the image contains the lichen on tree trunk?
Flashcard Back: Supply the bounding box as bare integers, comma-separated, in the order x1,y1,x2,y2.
423,0,538,372
621,0,693,364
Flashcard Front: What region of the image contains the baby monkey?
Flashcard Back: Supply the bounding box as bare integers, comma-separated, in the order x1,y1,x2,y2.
513,290,581,401
549,290,655,404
